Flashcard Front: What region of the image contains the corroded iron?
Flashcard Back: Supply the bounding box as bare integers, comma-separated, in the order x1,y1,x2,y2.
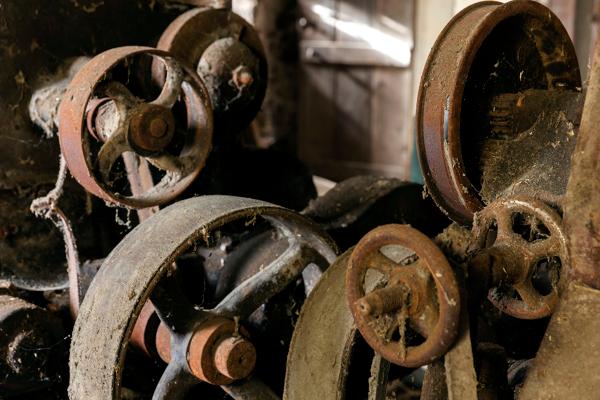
346,224,460,368
69,195,337,399
58,46,213,209
417,0,580,224
518,29,600,399
471,196,567,319
155,318,257,385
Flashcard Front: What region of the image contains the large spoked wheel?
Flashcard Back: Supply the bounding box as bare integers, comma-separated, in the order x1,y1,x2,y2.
69,195,336,399
59,46,213,209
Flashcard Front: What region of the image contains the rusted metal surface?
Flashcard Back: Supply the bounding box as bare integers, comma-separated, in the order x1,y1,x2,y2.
69,195,337,399
0,295,66,396
58,46,213,209
129,301,161,358
516,32,600,400
564,33,600,289
186,318,255,384
417,0,580,224
346,225,460,368
156,7,267,138
471,196,567,319
127,103,176,154
0,0,188,291
286,224,477,400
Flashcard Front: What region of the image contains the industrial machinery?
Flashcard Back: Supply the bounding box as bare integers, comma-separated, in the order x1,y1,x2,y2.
286,1,600,399
2,0,600,399
1,1,319,398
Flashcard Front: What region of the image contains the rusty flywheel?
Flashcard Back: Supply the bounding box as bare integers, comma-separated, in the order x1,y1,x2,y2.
69,195,336,399
59,46,213,209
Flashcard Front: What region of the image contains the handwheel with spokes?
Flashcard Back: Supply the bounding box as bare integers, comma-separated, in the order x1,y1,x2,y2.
69,195,336,399
346,225,460,368
58,46,213,209
471,196,567,319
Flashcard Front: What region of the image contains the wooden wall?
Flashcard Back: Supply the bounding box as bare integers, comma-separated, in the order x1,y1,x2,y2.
297,0,415,181
294,0,593,183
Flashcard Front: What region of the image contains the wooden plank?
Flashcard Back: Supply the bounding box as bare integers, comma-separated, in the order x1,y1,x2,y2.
548,0,577,40
298,0,415,181
371,0,414,179
330,0,373,179
298,0,338,175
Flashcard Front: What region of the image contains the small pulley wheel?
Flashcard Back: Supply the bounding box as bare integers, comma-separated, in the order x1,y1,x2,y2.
58,46,213,208
417,1,580,224
69,195,337,399
346,225,460,368
156,8,267,136
471,196,567,319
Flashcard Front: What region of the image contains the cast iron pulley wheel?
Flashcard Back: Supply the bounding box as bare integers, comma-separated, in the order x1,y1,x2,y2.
58,46,213,209
416,0,580,224
156,7,267,135
69,195,337,399
346,225,460,368
471,196,567,319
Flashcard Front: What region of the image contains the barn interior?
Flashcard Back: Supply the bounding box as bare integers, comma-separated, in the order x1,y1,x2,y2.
1,0,600,399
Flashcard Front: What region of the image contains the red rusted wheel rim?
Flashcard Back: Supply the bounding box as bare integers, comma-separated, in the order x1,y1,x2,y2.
346,224,460,368
58,46,213,208
416,1,580,224
473,196,567,319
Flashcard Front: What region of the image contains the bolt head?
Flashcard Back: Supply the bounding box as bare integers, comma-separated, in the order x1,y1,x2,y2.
128,104,175,154
214,337,257,380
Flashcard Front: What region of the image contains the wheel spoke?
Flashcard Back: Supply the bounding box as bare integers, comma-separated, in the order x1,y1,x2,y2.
529,236,560,256
151,58,184,109
97,127,130,180
147,153,184,173
213,241,327,318
366,251,398,275
150,264,203,333
152,362,197,400
495,214,515,242
101,81,140,108
514,281,545,308
221,377,281,400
